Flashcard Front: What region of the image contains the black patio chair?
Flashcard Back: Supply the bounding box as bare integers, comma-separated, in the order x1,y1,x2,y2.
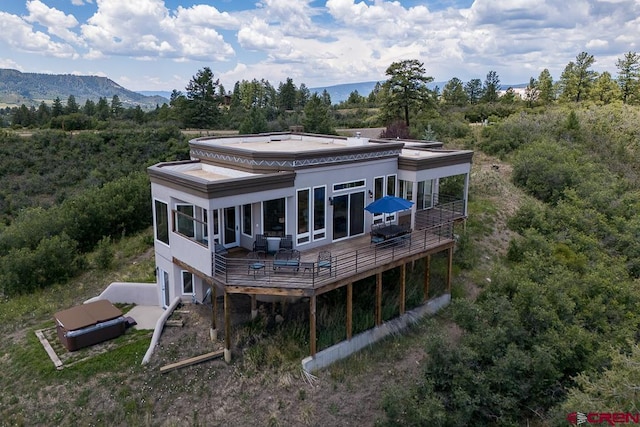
253,234,267,253
279,234,293,250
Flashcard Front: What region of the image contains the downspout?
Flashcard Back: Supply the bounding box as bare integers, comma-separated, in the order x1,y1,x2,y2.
141,296,181,365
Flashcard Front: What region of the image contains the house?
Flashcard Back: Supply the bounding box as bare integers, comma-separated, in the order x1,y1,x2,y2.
148,131,473,362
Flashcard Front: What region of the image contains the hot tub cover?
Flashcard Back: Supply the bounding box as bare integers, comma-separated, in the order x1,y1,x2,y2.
54,300,123,331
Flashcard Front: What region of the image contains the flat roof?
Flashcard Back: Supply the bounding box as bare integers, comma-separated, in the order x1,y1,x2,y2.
160,161,257,183
192,133,375,153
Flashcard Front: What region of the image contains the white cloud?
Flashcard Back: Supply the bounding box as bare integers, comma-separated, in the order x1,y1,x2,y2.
80,0,234,61
25,0,84,45
0,11,78,58
0,58,23,70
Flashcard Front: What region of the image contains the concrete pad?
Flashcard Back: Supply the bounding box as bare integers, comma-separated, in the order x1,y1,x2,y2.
127,305,165,330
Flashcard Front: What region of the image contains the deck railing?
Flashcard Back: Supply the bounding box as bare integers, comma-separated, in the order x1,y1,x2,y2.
212,221,454,291
414,193,466,230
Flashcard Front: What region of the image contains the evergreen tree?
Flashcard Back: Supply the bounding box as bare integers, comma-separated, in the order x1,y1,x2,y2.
111,95,123,118
65,95,79,114
303,93,334,134
185,67,220,128
83,99,96,117
51,97,64,118
278,78,297,111
297,83,311,108
616,51,640,104
481,70,501,103
95,97,110,121
537,69,555,104
36,101,51,125
591,71,621,104
558,51,597,102
382,59,434,127
239,106,268,134
464,79,483,104
441,77,468,106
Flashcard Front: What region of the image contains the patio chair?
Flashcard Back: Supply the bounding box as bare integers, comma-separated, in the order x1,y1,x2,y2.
253,234,267,253
247,251,266,277
279,234,293,250
317,250,332,275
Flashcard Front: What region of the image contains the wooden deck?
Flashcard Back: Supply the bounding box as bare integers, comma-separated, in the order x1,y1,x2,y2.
210,224,455,297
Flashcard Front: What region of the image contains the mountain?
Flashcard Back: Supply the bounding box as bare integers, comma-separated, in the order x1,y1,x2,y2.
310,81,380,104
0,69,168,109
310,81,455,104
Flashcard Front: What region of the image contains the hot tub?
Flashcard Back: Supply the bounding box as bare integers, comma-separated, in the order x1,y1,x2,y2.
54,300,126,352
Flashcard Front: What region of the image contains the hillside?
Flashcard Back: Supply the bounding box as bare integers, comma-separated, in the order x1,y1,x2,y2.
0,69,167,109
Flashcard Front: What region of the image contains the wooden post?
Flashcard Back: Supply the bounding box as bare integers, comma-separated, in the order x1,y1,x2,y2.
424,255,431,302
224,290,231,363
375,272,382,326
210,285,217,341
346,283,353,340
251,295,257,320
310,295,317,357
447,246,453,294
400,263,406,315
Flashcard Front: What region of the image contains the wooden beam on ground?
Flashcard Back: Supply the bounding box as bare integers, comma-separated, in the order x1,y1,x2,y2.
423,255,431,302
159,349,224,373
35,329,63,370
400,263,406,315
375,272,382,326
346,282,353,340
310,295,317,356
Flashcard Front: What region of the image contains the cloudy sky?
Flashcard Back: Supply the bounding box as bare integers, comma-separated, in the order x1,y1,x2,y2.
0,0,638,92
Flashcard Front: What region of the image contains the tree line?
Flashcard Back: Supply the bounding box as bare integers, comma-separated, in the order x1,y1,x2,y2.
5,50,639,138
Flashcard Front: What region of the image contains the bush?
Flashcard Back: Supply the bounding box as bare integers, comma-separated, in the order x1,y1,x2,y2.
1,233,79,296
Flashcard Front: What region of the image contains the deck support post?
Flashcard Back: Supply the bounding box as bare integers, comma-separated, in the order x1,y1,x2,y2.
224,290,231,363
400,263,406,315
447,245,453,294
424,255,431,302
375,272,382,326
210,285,217,341
310,295,317,357
346,283,353,340
250,295,257,320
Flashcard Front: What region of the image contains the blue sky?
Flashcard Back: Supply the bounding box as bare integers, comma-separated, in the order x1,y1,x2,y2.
0,0,637,92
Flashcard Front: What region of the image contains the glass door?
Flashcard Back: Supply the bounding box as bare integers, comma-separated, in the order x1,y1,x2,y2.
223,206,238,247
332,192,365,240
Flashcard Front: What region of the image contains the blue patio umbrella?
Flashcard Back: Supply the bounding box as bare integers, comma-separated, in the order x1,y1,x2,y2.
364,195,414,215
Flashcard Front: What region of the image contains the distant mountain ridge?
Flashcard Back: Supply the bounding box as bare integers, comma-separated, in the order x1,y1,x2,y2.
0,69,168,109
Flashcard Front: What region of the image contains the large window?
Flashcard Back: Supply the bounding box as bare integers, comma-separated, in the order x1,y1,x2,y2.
242,204,252,237
386,174,397,196
174,204,208,245
297,189,310,244
399,180,413,201
263,198,285,237
176,204,195,237
154,200,169,244
313,186,326,240
417,180,434,209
